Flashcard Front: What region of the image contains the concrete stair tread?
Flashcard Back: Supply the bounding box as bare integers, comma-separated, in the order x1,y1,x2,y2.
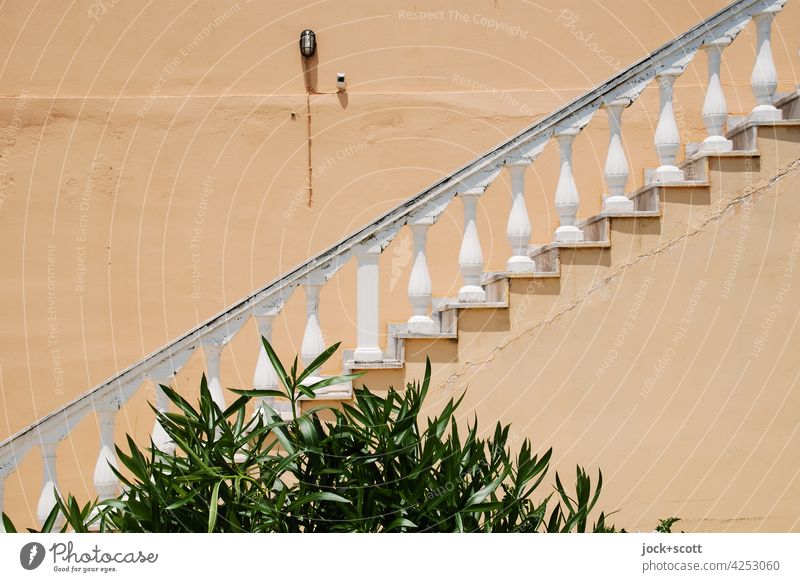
773,89,799,108
397,331,457,339
687,148,760,162
436,300,508,313
389,323,457,340
298,379,353,401
629,179,711,208
528,240,611,257
345,358,404,370
578,209,662,229
481,270,560,285
727,119,800,137
634,179,710,195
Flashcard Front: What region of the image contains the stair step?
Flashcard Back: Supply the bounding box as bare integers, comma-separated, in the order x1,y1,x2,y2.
395,329,458,340
298,378,353,401
629,179,710,212
528,240,611,257
578,210,661,224
386,322,456,340
344,358,404,371
436,300,508,312
728,117,800,131
774,89,799,119
687,147,760,162
433,295,508,312
727,120,800,151
634,179,710,194
481,270,560,285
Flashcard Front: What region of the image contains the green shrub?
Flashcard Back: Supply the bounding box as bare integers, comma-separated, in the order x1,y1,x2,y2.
5,339,647,533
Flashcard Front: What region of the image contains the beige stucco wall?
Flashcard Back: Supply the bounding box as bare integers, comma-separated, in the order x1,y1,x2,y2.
1,0,799,529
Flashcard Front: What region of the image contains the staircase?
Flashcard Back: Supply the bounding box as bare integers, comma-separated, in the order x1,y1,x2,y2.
1,0,799,529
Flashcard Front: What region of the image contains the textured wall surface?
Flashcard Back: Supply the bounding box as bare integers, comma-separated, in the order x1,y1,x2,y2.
1,0,798,529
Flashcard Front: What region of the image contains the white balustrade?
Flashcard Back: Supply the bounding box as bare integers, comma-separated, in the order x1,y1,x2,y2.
750,7,782,122
151,377,176,455
554,128,584,242
458,188,486,302
37,437,65,528
653,68,685,182
602,100,634,213
92,398,120,502
407,217,436,333
354,243,383,361
504,159,536,273
253,310,291,419
699,38,733,153
300,271,326,383
202,342,227,410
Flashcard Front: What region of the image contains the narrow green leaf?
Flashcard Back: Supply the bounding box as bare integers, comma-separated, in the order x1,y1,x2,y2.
297,416,320,446
228,389,287,399
262,338,291,391
289,491,351,508
304,373,363,394
40,502,61,533
2,512,17,533
466,468,509,507
208,481,222,533
165,489,202,510
384,517,417,531
295,342,341,386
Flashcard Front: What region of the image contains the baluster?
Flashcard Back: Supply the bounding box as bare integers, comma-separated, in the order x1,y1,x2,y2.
458,188,486,302
37,437,65,528
202,342,227,410
354,243,383,361
407,217,435,333
93,397,120,502
505,159,536,273
749,7,781,122
653,68,685,182
151,377,175,455
699,38,733,153
554,128,584,242
300,271,326,384
253,310,291,419
602,99,634,213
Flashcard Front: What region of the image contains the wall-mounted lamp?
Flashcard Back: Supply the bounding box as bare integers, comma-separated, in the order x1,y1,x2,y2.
336,73,346,92
299,29,316,58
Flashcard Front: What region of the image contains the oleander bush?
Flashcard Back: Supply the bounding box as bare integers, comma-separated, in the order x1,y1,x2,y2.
5,338,657,533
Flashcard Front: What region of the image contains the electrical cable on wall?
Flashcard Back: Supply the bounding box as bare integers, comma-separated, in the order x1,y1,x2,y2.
300,29,316,207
